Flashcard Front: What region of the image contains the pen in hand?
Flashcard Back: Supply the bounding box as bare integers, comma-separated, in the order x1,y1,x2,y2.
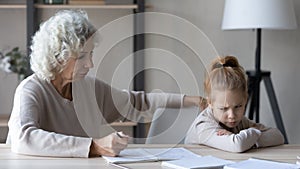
115,131,130,151
116,132,124,138
115,131,129,139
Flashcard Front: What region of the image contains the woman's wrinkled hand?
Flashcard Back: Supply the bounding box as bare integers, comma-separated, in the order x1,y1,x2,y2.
89,131,129,157
183,96,208,111
199,97,208,111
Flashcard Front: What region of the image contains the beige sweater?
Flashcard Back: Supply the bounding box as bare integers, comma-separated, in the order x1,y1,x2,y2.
184,107,284,152
7,74,183,157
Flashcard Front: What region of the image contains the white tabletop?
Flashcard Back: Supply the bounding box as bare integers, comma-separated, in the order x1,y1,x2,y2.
0,144,299,169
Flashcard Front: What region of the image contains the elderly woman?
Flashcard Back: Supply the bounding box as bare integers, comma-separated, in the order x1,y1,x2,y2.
6,10,206,158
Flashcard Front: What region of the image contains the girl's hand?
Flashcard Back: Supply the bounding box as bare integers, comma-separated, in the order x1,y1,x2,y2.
217,129,232,136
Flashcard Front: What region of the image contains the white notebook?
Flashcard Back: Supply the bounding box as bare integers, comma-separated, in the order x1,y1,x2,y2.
103,147,201,164
161,155,234,169
224,158,300,169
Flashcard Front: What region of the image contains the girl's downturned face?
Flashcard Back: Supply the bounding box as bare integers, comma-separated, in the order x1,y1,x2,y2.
209,89,247,128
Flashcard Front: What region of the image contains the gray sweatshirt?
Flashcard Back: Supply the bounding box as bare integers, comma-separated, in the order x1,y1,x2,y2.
184,107,284,152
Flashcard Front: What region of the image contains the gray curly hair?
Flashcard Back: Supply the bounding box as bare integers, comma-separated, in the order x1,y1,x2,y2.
30,10,97,81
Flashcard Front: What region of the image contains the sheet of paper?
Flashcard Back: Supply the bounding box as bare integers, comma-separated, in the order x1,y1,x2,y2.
161,155,234,169
224,158,300,169
102,147,201,164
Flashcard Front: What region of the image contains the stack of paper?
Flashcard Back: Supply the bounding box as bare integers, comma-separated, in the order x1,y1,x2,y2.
161,155,234,169
224,158,300,169
103,148,300,169
103,147,201,164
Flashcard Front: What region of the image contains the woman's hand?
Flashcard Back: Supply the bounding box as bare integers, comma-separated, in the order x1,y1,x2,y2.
217,129,232,136
89,132,129,157
183,96,208,111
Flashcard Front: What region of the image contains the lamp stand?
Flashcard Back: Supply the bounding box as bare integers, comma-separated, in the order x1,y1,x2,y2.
246,28,288,143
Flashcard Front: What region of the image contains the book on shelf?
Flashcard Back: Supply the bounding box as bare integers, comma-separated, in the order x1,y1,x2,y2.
161,155,234,169
224,158,300,169
68,0,105,5
102,147,201,164
44,0,67,4
105,0,132,5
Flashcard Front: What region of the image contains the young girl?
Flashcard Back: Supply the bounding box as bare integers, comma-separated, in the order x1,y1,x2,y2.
184,56,284,152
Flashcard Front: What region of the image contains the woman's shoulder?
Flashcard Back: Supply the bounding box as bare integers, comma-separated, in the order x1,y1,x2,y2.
17,74,46,91
13,74,52,102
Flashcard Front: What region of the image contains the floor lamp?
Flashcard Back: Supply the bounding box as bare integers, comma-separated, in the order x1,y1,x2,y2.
222,0,297,144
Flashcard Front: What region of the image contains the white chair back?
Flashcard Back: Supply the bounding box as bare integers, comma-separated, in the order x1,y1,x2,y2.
146,107,199,144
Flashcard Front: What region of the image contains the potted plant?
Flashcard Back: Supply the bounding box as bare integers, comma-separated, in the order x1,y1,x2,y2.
0,47,31,81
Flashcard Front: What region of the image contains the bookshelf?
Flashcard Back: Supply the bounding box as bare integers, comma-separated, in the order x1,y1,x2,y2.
30,0,145,141
34,4,138,9
0,0,145,142
0,4,26,9
0,115,9,143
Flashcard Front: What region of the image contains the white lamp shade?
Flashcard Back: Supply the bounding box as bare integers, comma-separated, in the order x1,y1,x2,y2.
222,0,297,30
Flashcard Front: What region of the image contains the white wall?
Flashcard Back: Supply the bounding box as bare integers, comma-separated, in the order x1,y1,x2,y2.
145,0,300,143
0,8,26,117
1,0,300,143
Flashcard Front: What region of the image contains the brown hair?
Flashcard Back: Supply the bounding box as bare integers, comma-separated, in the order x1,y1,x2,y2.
204,56,248,102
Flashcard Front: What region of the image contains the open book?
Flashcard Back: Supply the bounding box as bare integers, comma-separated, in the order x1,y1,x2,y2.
102,147,201,164
224,158,300,169
161,155,234,169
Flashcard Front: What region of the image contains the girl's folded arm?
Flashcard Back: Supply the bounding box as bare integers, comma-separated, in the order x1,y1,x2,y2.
201,127,262,153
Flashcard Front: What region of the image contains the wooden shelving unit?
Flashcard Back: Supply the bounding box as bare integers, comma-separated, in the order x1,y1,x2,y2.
0,115,9,143
0,115,9,128
0,0,146,142
110,121,137,127
34,4,138,9
0,4,26,9
31,0,146,141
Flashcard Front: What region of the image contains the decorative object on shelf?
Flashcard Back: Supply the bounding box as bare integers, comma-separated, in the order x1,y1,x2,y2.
43,0,67,4
105,0,132,5
222,0,297,144
0,47,30,81
68,0,105,5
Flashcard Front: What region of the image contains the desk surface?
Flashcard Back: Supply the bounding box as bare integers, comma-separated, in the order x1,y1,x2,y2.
0,144,299,169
